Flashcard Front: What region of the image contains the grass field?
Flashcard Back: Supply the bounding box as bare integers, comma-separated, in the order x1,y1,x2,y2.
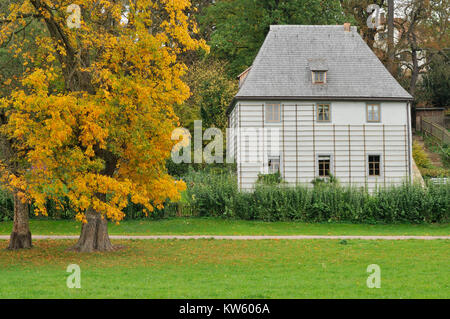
0,218,449,236
0,239,448,298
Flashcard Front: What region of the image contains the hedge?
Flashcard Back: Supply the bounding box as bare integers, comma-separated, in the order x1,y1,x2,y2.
0,169,449,224
183,170,449,224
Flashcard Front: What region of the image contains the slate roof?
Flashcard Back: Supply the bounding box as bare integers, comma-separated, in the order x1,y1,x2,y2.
230,25,413,113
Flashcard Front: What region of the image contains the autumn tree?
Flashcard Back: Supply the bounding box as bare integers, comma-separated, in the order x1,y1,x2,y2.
0,0,208,252
177,0,216,66
0,1,50,249
394,0,449,99
0,123,32,249
340,0,449,127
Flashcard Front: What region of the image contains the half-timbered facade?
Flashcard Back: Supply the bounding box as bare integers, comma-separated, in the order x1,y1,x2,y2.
227,25,414,191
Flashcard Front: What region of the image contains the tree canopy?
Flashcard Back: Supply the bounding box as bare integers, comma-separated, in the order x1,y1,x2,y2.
199,0,348,77
0,0,208,251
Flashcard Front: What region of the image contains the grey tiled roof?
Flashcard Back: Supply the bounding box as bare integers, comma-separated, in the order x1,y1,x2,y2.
235,25,413,101
308,58,328,71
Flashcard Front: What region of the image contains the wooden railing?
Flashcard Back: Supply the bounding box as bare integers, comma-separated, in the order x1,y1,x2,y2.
421,118,450,144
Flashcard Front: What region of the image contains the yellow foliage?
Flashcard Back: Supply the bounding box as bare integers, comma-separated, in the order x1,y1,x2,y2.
0,0,203,222
412,141,432,169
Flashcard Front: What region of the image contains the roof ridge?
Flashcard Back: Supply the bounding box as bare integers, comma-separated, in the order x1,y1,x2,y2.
269,24,358,34
270,24,355,29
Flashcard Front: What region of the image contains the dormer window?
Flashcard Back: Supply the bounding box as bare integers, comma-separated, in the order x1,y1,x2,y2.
308,59,328,84
312,71,326,84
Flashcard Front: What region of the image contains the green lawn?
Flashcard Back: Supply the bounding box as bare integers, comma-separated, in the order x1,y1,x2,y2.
0,239,448,298
0,218,449,236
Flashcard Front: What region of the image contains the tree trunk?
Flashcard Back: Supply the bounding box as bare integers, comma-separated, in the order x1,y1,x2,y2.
8,192,32,250
387,0,395,75
72,208,113,252
409,48,420,130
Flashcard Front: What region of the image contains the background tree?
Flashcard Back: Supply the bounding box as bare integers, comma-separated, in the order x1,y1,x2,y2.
178,57,237,131
197,60,237,130
418,51,450,108
393,0,449,126
395,0,449,97
0,0,208,252
0,0,49,249
178,0,216,66
341,0,449,125
339,0,386,50
200,0,348,77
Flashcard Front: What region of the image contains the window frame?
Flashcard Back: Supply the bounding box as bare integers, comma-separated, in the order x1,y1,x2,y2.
312,71,327,84
367,154,382,177
265,103,281,123
316,103,331,122
316,154,333,178
366,103,381,123
268,156,281,174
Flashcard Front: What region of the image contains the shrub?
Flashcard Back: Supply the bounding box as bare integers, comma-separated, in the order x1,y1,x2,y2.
166,158,191,178
423,134,450,169
256,172,283,185
420,167,450,178
439,143,450,168
182,170,450,224
0,188,14,221
311,173,339,187
182,167,238,218
0,188,170,221
413,141,432,168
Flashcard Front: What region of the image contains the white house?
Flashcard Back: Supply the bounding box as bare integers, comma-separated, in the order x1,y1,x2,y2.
227,24,414,191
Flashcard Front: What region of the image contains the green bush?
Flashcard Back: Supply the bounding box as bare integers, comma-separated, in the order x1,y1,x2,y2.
182,170,450,224
256,172,283,185
0,188,75,221
413,141,432,168
423,134,450,169
0,188,14,221
0,189,171,221
420,167,450,178
311,173,339,187
183,167,238,218
440,144,450,168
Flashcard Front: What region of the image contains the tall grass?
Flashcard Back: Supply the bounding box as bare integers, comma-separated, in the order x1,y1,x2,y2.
182,170,449,224
183,167,238,218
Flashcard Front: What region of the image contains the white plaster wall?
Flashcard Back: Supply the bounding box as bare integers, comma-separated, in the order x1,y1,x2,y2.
231,100,411,191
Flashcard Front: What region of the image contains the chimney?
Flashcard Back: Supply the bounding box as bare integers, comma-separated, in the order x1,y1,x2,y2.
344,23,351,32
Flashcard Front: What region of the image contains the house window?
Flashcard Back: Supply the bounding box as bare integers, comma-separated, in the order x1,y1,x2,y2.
368,155,381,176
268,156,280,174
367,103,380,122
312,71,326,84
265,104,281,122
317,104,331,122
318,155,331,177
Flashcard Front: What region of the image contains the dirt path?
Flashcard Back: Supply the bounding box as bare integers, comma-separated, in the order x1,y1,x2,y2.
0,235,448,240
